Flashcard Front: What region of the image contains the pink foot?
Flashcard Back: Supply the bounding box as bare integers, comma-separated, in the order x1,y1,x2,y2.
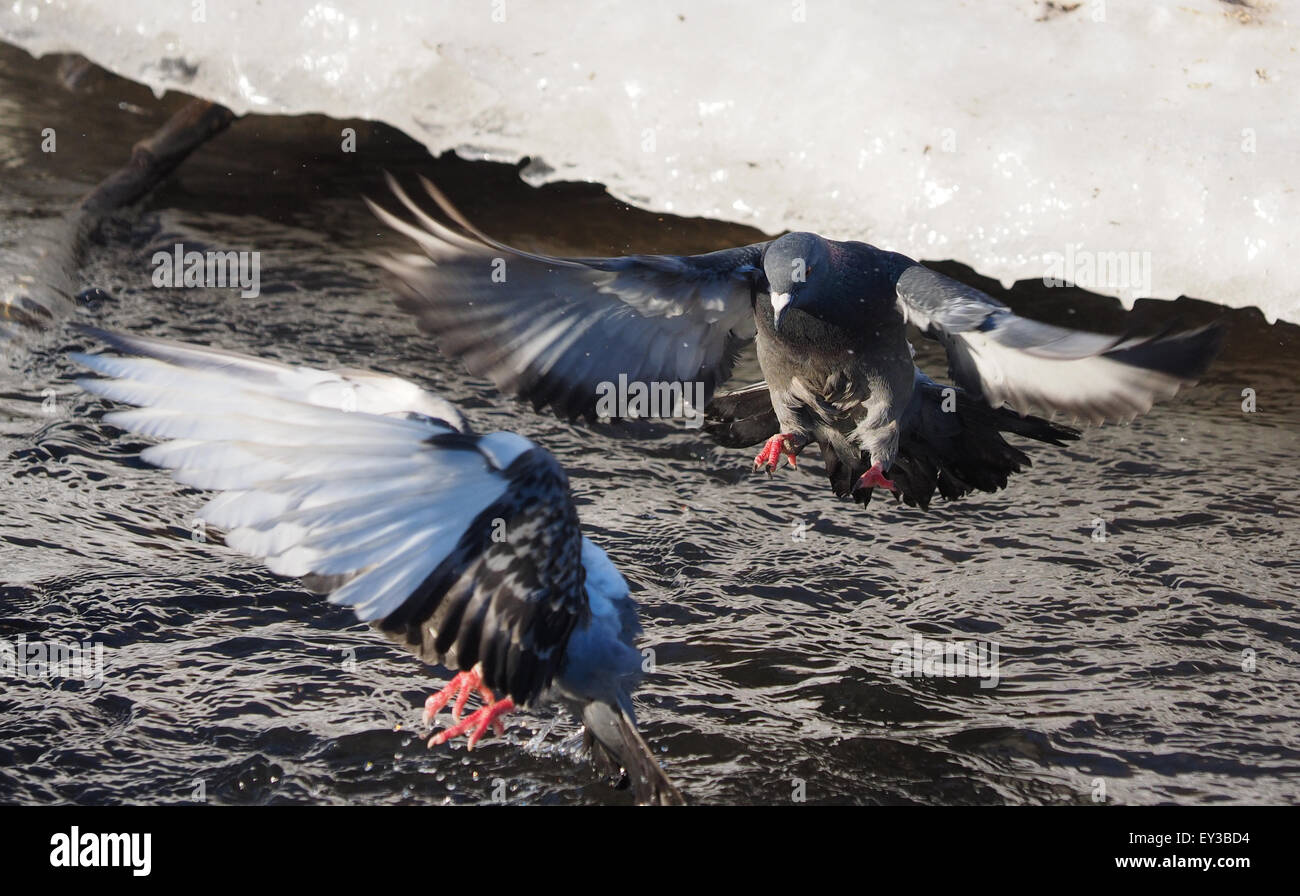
423,667,494,724
854,462,897,493
428,697,516,751
424,665,513,749
754,433,803,473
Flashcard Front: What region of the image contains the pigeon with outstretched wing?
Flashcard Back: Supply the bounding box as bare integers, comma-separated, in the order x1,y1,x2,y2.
371,178,1222,509
72,325,683,805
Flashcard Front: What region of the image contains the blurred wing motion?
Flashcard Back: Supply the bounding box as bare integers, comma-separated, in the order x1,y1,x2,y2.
72,325,584,709
894,265,1224,424
368,174,768,421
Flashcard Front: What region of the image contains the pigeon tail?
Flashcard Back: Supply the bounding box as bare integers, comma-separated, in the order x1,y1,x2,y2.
582,699,685,806
876,374,1081,509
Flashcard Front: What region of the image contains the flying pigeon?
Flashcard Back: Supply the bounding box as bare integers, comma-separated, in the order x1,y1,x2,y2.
369,177,1222,509
71,325,683,805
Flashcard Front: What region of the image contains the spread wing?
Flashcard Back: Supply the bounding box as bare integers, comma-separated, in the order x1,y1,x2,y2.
369,175,768,421
895,265,1223,424
73,326,586,707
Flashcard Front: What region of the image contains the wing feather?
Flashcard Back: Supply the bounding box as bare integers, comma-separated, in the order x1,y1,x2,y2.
894,265,1223,424
73,329,588,706
371,177,767,421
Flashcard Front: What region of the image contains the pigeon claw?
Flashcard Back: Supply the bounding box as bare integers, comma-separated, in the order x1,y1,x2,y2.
854,462,897,493
428,698,516,751
425,664,514,749
754,433,803,474
423,664,496,724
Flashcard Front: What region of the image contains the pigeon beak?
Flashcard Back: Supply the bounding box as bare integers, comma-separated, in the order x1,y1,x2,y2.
771,292,791,329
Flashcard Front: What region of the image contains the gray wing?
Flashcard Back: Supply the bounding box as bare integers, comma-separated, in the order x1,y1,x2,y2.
369,175,768,421
73,328,587,708
894,265,1223,424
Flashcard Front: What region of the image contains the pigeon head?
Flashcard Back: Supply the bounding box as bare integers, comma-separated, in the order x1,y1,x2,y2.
763,232,832,330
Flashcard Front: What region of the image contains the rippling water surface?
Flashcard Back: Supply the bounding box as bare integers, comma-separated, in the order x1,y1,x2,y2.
2,44,1298,805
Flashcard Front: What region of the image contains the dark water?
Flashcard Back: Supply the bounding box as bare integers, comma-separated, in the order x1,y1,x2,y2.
2,43,1298,805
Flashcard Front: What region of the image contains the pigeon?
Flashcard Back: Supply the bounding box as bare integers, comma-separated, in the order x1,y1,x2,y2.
71,325,684,805
369,176,1223,509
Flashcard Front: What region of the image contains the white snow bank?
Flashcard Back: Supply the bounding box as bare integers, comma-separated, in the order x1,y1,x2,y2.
3,0,1296,322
